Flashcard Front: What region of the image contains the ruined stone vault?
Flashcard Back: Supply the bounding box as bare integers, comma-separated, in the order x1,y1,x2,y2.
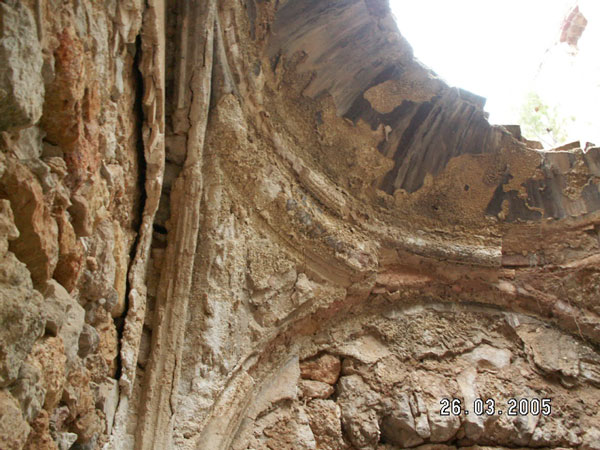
1,0,600,449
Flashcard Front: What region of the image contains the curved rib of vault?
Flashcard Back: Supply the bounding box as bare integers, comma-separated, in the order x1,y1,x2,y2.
123,0,600,449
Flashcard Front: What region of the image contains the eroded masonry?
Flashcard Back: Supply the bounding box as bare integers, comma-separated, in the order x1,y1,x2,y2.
1,1,600,449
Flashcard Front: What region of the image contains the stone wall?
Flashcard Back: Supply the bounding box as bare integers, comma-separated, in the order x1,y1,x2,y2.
0,0,146,448
1,1,599,449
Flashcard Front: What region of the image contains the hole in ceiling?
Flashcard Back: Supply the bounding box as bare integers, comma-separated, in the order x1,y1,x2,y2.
389,0,600,149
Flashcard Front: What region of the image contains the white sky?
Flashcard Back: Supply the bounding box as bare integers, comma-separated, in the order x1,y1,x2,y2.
388,0,581,126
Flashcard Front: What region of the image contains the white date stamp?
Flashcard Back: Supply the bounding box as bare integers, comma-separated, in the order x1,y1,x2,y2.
439,397,552,416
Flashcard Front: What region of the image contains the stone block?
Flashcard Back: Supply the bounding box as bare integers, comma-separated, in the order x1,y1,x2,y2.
9,360,46,422
0,278,44,387
0,389,31,449
0,2,45,131
43,280,85,363
300,354,341,385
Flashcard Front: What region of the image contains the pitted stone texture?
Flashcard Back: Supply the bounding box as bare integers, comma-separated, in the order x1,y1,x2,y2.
61,365,102,444
300,354,341,385
79,220,120,311
250,356,301,419
43,280,85,363
93,308,118,377
581,427,600,450
0,389,31,450
515,323,600,387
14,126,44,160
263,406,316,450
0,199,18,257
78,324,99,358
337,375,382,449
1,158,58,286
305,399,346,450
22,409,56,450
29,336,67,411
0,2,44,131
9,359,46,423
55,432,78,450
0,263,44,387
299,379,335,400
95,378,119,434
463,344,512,371
380,390,424,448
1,0,599,449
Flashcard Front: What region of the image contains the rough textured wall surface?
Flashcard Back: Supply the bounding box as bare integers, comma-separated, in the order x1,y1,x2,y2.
0,0,599,449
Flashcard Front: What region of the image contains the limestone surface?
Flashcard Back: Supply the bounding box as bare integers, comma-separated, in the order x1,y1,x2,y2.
0,0,599,449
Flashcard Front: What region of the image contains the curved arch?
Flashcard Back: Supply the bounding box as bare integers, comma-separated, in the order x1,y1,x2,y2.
124,0,600,448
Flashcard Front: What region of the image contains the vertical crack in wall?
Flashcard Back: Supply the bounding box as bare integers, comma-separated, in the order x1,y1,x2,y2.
109,0,166,447
113,31,146,386
134,1,217,448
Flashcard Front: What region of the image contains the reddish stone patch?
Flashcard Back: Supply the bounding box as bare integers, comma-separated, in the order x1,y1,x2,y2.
300,354,341,385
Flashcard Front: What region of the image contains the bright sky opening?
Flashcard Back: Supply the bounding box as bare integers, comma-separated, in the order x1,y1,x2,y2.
389,0,600,146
